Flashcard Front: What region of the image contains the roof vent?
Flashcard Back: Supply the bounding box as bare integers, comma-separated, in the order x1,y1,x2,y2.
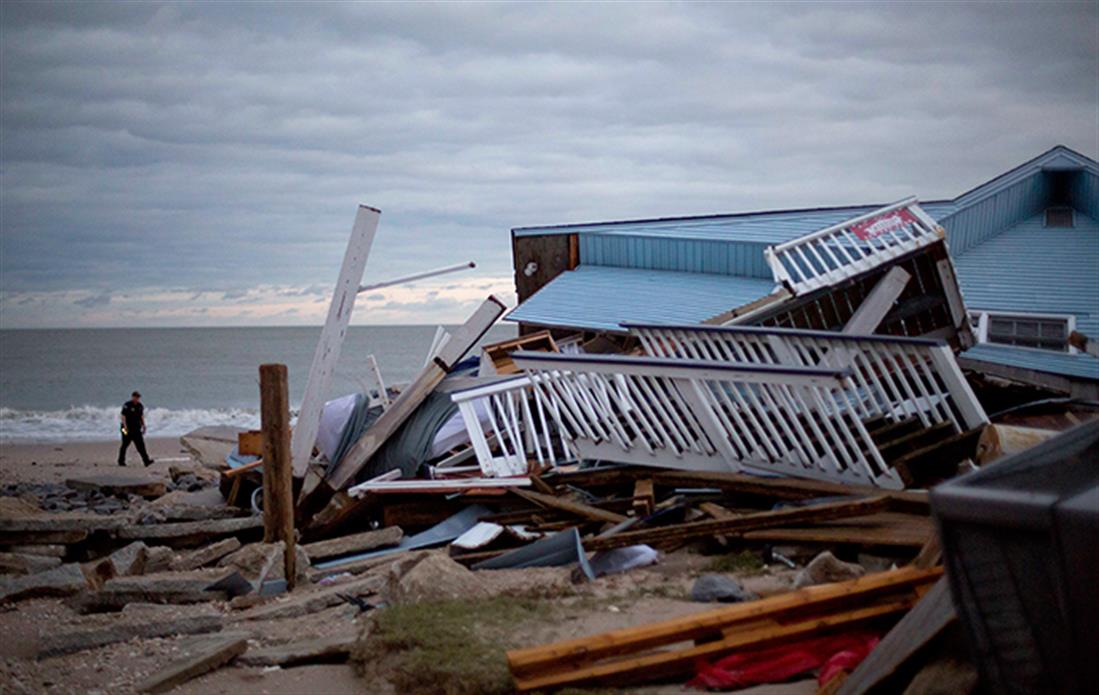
1045,207,1074,228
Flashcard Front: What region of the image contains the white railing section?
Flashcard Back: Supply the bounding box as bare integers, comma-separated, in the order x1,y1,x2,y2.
450,375,573,478
628,323,988,433
764,197,944,296
511,352,905,489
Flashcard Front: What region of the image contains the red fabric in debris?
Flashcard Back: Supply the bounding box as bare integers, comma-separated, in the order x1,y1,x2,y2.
688,631,879,691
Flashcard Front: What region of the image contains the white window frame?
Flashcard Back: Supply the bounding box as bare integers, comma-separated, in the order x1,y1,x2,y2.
969,310,1077,354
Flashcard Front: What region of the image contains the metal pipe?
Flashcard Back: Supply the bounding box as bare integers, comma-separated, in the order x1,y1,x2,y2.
357,261,476,293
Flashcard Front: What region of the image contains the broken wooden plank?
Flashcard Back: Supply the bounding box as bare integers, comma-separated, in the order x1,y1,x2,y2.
513,489,626,525
507,566,943,691
137,633,248,693
584,497,890,551
843,266,911,335
632,479,655,517
291,205,381,477
301,526,403,562
312,296,506,497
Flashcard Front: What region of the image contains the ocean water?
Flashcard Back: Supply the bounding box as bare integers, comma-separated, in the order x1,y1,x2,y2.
0,325,516,444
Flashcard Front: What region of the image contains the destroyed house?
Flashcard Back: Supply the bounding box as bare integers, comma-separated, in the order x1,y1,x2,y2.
507,146,1099,398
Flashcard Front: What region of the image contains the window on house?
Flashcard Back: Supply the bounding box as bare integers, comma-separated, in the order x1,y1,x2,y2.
971,311,1073,352
1045,207,1074,228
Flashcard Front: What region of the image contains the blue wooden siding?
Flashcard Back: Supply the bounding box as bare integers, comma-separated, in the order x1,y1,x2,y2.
1071,170,1099,221
579,235,772,278
942,172,1051,256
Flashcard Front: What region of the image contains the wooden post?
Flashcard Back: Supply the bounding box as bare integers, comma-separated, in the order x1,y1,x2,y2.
260,363,296,588
290,205,380,478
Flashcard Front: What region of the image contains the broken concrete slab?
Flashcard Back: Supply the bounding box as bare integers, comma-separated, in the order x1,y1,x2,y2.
230,574,383,623
218,541,309,586
143,489,238,522
302,526,403,562
0,562,88,602
0,529,88,546
137,632,249,693
180,426,242,469
82,542,148,590
237,631,357,667
0,551,62,575
104,568,236,595
0,513,132,534
170,537,242,571
793,551,867,589
144,546,176,573
65,471,167,499
37,603,224,658
117,515,263,547
6,544,67,558
386,551,491,604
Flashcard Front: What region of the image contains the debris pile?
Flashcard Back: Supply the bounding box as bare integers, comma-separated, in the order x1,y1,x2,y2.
3,199,1096,693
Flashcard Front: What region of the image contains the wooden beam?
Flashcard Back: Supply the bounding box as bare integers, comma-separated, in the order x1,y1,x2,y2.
260,363,296,588
632,479,655,517
843,266,910,334
365,354,390,409
512,489,626,525
508,566,943,691
313,296,506,495
584,496,890,551
291,205,380,477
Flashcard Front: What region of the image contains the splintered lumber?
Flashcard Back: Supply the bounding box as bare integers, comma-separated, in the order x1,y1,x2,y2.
137,632,249,693
512,489,626,525
301,526,403,562
740,512,933,549
633,479,655,516
311,296,506,497
291,205,380,477
584,496,890,551
507,566,943,691
260,363,296,588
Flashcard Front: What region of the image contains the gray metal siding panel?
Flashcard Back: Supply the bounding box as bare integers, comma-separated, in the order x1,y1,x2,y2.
579,234,772,278
944,173,1051,256
1071,171,1099,221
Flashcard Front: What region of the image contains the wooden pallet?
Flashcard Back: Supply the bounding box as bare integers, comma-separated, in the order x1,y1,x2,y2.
507,566,943,691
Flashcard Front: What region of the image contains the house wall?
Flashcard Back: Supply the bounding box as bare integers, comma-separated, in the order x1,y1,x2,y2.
1070,170,1099,221
579,235,772,278
943,172,1051,256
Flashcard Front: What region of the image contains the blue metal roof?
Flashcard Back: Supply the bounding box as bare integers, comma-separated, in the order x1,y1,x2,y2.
961,344,1099,381
514,201,958,244
504,265,776,332
953,210,1099,381
954,212,1099,338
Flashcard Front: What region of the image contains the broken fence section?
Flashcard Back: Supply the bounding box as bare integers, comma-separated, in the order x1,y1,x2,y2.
764,197,943,296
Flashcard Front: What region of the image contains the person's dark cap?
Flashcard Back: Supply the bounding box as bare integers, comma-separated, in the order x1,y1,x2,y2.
132,391,141,398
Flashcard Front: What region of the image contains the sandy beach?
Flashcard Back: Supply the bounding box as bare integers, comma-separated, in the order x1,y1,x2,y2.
0,438,192,485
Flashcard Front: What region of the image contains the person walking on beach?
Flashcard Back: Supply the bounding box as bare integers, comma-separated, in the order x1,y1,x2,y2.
118,391,154,466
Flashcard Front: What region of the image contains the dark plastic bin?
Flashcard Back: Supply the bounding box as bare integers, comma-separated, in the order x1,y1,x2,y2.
930,419,1099,695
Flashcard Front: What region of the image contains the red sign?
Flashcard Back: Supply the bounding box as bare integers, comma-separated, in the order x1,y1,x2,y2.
850,208,918,241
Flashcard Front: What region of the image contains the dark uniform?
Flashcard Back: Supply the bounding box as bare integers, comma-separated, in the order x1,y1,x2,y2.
118,400,153,466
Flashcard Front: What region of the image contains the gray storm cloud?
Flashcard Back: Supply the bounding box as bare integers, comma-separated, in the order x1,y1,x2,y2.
0,1,1096,327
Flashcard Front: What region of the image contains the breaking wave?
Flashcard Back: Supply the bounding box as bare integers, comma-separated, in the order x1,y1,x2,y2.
0,406,262,444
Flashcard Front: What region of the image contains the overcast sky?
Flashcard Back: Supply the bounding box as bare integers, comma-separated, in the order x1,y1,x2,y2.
1,1,1096,328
